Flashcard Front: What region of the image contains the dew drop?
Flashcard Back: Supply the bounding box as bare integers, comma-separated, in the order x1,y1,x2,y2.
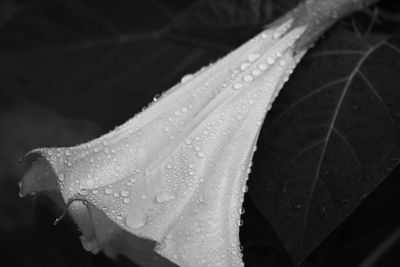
241,185,248,193
259,64,268,70
59,173,65,182
79,189,89,196
123,198,130,204
233,83,243,90
248,53,260,62
126,210,146,229
121,190,130,197
181,74,193,83
156,192,176,203
293,203,302,210
65,149,71,156
198,152,205,158
240,62,251,71
243,75,253,82
267,57,275,64
104,188,113,195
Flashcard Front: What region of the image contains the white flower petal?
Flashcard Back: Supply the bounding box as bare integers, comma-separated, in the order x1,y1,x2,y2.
20,20,307,267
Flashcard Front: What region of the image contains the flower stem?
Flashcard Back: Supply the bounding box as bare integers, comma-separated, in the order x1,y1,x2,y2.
276,0,381,51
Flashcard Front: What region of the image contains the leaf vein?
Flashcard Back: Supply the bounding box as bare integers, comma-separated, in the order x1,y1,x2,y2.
298,42,383,250
265,78,348,131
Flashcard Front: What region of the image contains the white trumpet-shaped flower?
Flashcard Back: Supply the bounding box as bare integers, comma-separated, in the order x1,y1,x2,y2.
20,19,307,267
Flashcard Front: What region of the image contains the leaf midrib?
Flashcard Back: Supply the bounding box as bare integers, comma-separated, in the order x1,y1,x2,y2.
298,40,386,253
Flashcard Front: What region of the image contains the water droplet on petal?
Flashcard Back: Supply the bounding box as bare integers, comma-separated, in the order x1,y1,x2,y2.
243,75,253,82
126,210,146,229
258,64,268,70
241,185,248,193
248,53,260,62
121,190,130,197
267,57,275,64
233,83,243,90
104,188,113,195
252,69,261,76
240,63,250,71
156,192,176,203
79,189,89,196
181,74,193,83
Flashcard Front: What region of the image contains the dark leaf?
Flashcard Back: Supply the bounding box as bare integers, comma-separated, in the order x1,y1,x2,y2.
0,0,218,128
249,24,400,264
163,0,300,50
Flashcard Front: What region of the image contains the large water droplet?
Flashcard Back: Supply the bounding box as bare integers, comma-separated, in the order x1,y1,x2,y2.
126,210,146,229
156,191,176,203
79,189,89,196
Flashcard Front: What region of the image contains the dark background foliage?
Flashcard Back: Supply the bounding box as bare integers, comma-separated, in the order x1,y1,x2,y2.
1,0,400,266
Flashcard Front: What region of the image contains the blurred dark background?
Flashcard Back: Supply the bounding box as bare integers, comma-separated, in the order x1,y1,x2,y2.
0,0,400,266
